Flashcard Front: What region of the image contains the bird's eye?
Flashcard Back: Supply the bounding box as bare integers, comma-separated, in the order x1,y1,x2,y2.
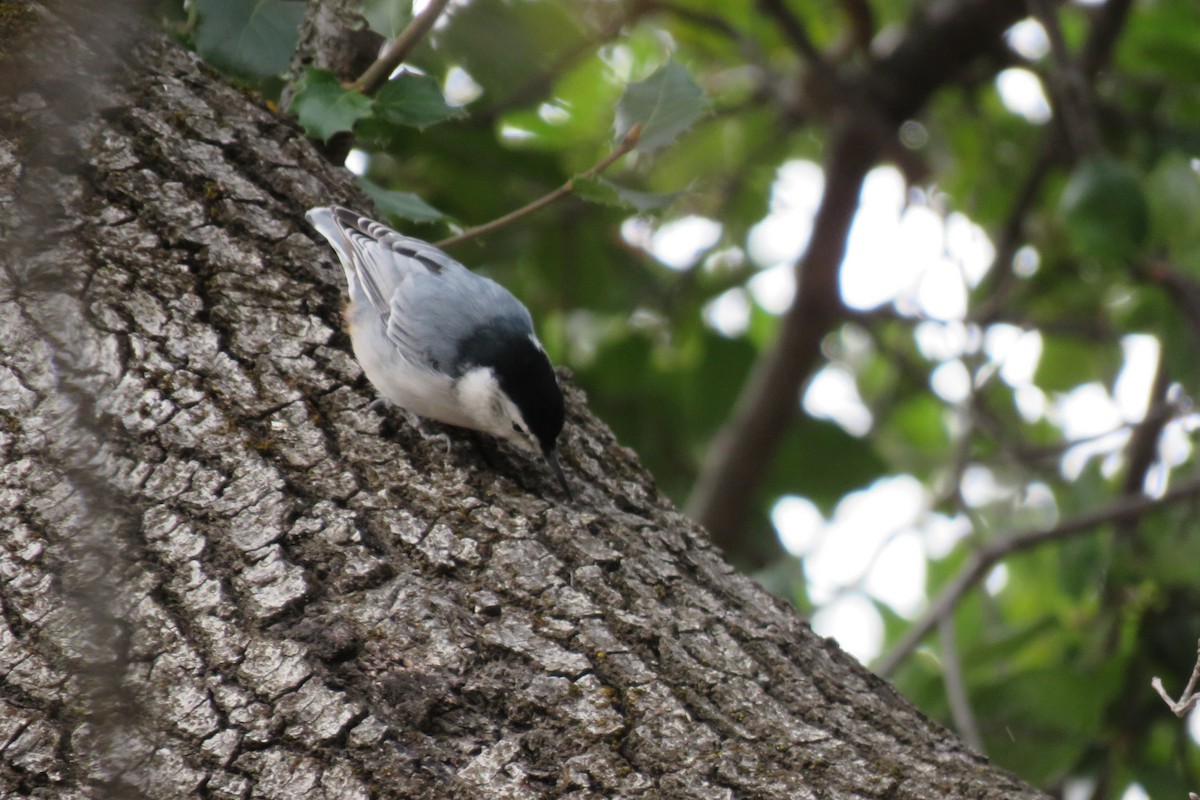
511,422,523,434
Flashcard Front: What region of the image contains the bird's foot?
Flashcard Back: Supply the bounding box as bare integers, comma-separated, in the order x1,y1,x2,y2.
402,409,453,456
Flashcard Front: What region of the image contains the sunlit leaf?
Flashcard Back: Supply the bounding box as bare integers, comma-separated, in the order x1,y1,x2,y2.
614,61,709,153
193,0,304,78
289,68,372,141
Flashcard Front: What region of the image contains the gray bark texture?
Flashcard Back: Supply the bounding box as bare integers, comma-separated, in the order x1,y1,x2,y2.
0,2,1045,798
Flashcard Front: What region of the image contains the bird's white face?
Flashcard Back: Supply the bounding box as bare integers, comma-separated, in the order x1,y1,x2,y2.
455,367,541,453
500,398,541,454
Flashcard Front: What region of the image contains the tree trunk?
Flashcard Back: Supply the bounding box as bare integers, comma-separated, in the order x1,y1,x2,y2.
0,2,1044,797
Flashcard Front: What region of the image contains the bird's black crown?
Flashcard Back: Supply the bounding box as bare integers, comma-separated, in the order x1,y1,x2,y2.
457,321,565,453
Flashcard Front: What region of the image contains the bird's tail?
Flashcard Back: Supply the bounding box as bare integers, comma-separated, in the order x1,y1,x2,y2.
306,206,367,304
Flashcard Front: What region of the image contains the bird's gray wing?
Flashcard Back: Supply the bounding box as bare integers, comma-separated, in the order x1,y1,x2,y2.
387,265,534,375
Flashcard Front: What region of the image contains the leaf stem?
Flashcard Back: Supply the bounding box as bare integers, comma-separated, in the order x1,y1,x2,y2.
351,0,452,96
436,124,642,249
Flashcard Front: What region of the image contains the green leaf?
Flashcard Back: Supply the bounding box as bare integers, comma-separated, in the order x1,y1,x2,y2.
373,72,466,130
891,394,951,454
362,0,411,38
357,178,446,223
1058,158,1149,264
1146,151,1200,268
977,664,1121,784
289,68,372,141
1033,335,1119,393
573,176,680,212
193,0,305,79
766,417,888,513
614,61,709,154
436,0,586,104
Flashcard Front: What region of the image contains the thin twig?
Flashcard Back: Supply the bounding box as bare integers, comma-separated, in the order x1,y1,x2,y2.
970,144,1056,324
939,614,984,752
876,476,1200,677
1152,639,1200,717
350,0,453,96
435,125,642,249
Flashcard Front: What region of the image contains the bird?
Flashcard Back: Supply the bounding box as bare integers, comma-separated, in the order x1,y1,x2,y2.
305,206,571,498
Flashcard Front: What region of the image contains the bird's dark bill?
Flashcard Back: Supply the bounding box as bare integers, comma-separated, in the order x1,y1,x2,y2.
544,450,571,499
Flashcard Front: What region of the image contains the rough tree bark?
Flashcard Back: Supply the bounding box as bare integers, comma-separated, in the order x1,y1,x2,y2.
0,2,1045,798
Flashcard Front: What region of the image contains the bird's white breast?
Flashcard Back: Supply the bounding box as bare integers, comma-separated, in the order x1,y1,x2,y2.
347,307,477,430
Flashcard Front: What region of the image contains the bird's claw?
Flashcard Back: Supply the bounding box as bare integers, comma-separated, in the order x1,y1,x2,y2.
401,409,453,457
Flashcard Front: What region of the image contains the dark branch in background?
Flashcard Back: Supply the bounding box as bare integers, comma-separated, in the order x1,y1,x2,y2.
759,0,926,181
1118,353,1170,502
1027,0,1100,158
435,125,642,249
686,0,1026,557
685,119,869,557
876,475,1200,677
1146,261,1200,348
836,0,876,56
350,0,452,95
1080,0,1135,77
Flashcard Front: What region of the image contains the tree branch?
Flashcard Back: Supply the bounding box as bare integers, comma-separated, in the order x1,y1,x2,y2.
876,475,1200,677
435,125,642,249
685,117,869,556
1118,350,1170,501
350,0,452,95
939,614,984,752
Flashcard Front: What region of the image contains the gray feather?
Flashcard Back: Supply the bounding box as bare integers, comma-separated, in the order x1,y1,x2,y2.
307,206,533,374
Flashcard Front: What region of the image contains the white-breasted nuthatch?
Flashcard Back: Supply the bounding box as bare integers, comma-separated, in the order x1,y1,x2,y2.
306,206,570,497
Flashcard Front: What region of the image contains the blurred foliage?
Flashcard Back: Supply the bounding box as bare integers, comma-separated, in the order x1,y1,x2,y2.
183,0,1200,796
